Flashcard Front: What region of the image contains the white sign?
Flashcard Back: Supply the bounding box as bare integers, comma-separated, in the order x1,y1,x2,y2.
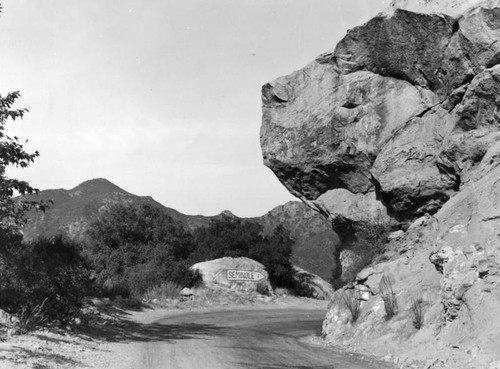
226,269,265,282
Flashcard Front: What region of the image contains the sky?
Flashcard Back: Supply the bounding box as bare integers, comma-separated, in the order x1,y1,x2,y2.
0,0,386,217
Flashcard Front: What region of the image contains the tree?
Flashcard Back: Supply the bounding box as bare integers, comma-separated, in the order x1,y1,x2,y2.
249,225,294,288
189,214,263,262
0,91,42,231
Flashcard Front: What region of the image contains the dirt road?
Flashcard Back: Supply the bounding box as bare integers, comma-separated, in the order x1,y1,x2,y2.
96,306,391,369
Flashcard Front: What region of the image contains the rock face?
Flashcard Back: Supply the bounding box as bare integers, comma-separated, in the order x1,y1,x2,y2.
261,0,500,366
261,0,500,224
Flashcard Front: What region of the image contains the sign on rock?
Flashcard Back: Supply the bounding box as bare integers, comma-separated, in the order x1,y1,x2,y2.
226,269,265,282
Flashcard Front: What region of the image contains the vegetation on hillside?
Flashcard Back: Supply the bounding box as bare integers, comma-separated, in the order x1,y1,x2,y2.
83,207,297,298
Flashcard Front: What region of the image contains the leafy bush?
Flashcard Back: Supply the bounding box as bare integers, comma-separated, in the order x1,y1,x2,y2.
84,203,195,297
0,235,92,322
379,275,398,318
341,287,362,323
291,272,316,298
409,297,424,329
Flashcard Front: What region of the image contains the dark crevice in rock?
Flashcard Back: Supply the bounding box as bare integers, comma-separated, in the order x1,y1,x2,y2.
342,101,360,109
452,20,460,34
331,217,356,247
429,251,444,274
436,161,461,191
415,104,436,118
371,173,400,221
486,51,500,69
479,270,489,279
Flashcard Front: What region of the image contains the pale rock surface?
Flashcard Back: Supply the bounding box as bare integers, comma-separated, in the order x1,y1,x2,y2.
190,257,272,293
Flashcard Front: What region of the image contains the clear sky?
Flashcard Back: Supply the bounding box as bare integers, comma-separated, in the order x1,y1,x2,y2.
1,0,386,217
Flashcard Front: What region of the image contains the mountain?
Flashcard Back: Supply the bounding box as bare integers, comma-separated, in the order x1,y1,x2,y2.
21,178,337,280
21,178,209,243
260,0,500,366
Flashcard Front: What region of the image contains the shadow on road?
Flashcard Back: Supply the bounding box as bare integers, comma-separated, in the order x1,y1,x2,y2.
75,306,227,344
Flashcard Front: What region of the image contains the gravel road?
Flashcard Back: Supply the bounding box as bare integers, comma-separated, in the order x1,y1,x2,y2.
98,306,392,369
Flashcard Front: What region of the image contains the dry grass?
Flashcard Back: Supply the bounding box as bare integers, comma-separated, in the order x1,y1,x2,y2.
17,298,49,334
142,282,182,304
409,297,424,329
341,287,362,323
379,275,398,318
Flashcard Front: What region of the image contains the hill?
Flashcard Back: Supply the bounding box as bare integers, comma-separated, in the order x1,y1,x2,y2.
21,178,337,280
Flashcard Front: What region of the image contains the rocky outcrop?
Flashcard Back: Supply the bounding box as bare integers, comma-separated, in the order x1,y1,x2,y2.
261,0,500,226
261,0,500,366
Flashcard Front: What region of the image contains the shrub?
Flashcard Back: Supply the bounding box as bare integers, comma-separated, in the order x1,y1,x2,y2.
291,272,316,298
101,278,131,298
409,297,424,329
0,235,92,323
379,275,398,318
341,287,362,322
84,203,194,297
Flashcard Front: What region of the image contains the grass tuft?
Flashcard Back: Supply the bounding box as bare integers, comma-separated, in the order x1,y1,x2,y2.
17,298,48,334
379,275,398,318
143,282,181,303
341,287,362,323
409,297,424,329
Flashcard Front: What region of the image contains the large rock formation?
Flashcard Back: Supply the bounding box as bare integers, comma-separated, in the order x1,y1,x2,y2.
261,0,500,366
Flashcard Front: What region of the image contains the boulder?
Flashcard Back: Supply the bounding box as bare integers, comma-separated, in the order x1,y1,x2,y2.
261,0,500,227
190,257,272,294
